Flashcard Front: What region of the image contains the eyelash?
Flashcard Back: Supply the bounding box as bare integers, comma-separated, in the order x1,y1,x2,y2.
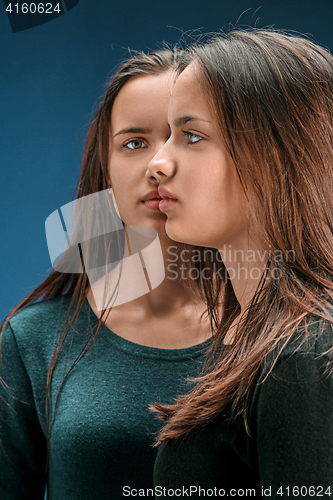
182,131,203,145
122,139,148,150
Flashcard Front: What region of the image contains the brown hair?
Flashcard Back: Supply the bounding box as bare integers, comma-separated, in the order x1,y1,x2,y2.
153,29,333,442
0,47,188,447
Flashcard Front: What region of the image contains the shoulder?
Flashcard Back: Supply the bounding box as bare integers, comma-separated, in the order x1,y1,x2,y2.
9,294,72,325
2,295,76,364
248,315,333,429
253,314,333,402
7,295,72,338
265,313,333,365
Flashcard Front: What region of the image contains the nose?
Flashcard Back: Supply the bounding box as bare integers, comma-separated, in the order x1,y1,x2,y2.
146,143,176,183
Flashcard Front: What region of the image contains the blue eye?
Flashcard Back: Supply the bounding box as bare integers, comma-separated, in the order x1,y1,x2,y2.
123,139,147,150
183,131,203,144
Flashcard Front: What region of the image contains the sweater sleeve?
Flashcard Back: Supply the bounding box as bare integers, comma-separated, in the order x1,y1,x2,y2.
255,350,333,498
0,321,47,498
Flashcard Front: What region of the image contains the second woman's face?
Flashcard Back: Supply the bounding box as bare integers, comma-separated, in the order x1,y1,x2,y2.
109,72,171,235
146,63,250,251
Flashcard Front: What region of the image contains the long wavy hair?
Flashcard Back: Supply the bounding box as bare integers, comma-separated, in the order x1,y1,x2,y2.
0,47,199,448
153,29,333,442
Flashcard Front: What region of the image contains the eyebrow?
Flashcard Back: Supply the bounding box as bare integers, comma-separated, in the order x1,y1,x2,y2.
173,116,212,127
113,127,153,138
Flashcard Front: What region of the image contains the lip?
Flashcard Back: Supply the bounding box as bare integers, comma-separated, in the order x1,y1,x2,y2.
157,187,178,200
157,186,178,212
142,190,163,212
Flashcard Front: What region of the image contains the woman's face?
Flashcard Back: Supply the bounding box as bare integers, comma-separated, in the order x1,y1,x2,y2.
146,63,250,250
109,72,172,236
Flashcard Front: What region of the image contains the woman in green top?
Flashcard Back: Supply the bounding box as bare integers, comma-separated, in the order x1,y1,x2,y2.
0,49,213,498
147,29,333,496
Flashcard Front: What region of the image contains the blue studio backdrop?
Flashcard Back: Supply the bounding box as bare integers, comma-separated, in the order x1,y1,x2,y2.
1,0,333,321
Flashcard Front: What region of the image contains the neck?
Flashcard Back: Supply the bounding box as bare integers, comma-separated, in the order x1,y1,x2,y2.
86,231,211,349
87,228,202,317
219,239,268,314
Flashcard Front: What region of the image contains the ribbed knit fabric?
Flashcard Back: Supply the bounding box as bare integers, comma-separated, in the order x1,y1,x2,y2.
154,317,333,499
0,295,210,499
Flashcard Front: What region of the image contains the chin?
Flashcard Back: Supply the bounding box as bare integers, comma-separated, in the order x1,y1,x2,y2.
166,222,215,248
165,223,194,246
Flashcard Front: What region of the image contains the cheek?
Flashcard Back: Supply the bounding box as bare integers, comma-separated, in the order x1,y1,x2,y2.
109,159,121,185
109,153,148,189
109,161,131,196
186,168,248,241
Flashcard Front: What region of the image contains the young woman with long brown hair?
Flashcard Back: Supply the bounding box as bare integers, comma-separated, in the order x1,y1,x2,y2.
0,49,213,499
147,29,333,496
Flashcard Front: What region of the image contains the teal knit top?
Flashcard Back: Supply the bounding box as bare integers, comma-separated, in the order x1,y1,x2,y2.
0,295,211,499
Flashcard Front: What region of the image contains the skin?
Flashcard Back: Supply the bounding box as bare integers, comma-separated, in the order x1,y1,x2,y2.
87,71,211,348
109,72,171,235
146,64,267,341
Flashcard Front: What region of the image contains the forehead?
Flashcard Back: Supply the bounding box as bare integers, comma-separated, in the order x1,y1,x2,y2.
169,62,211,117
111,72,173,127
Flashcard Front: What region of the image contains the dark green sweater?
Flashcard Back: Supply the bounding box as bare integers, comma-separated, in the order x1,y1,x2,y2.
0,295,210,499
154,317,333,499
